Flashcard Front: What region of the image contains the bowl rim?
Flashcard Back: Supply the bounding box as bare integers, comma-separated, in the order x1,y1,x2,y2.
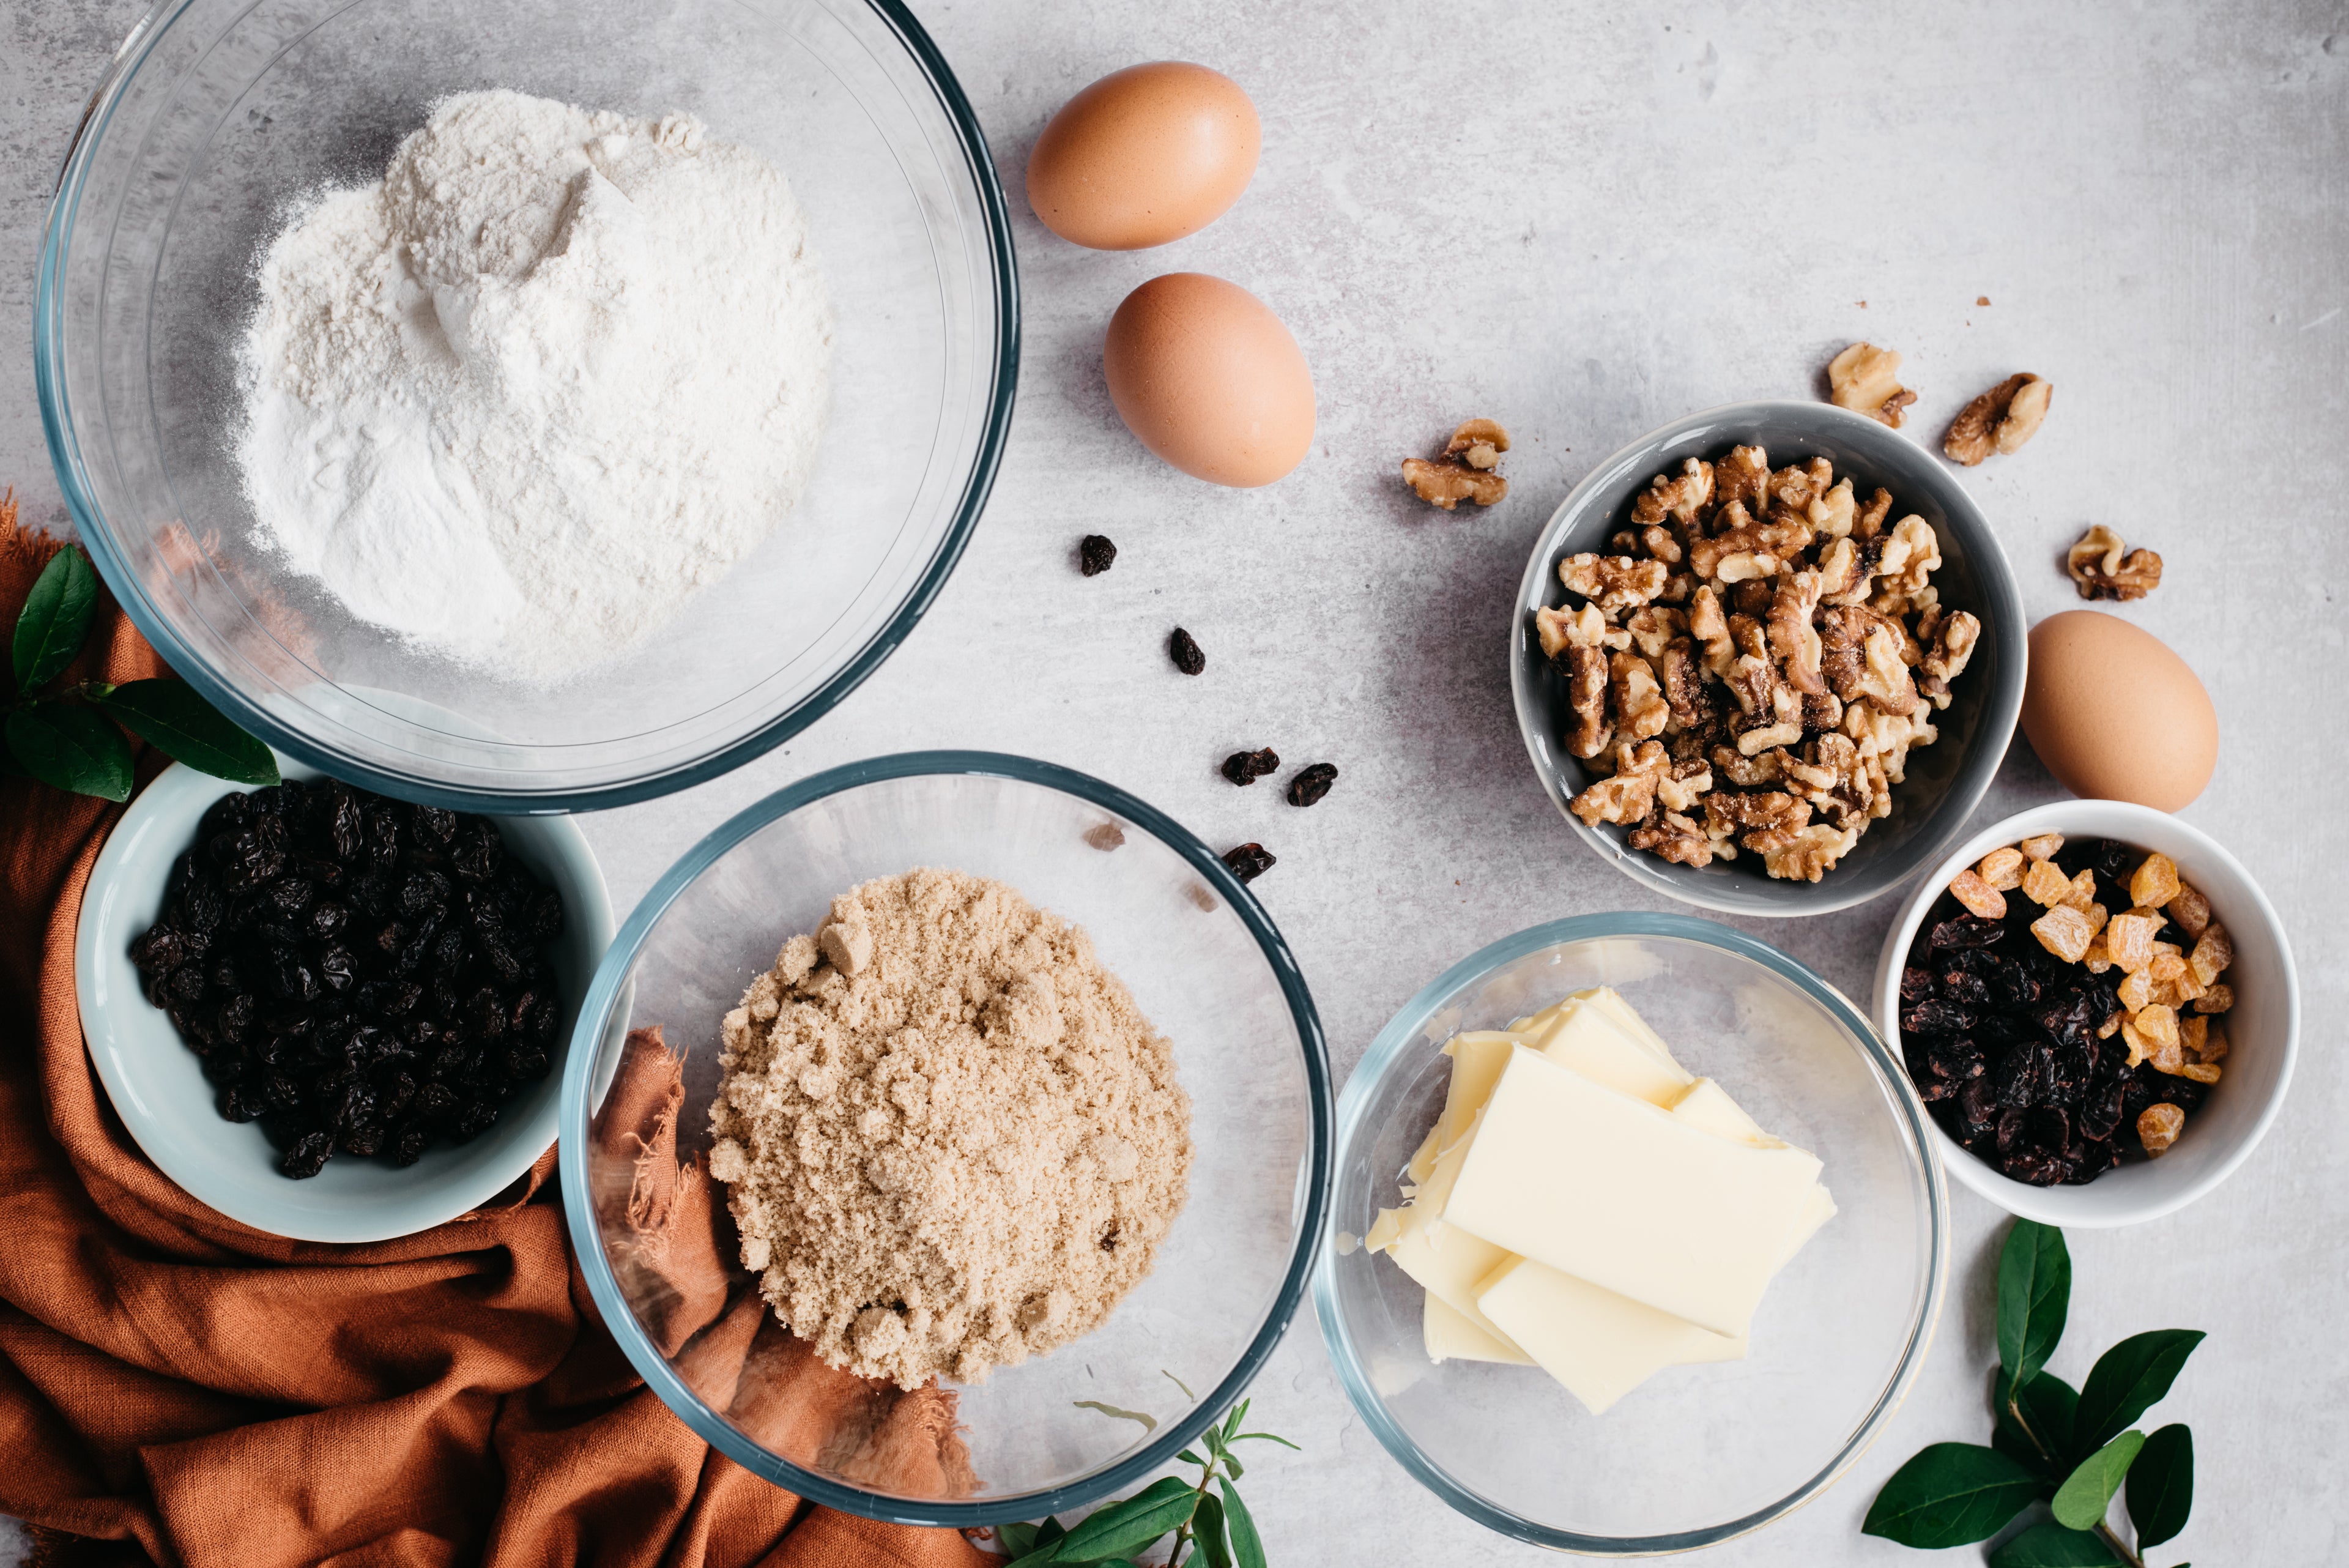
72,755,615,1243
1508,398,2028,917
1870,799,2303,1227
35,0,1022,814
1313,909,1950,1555
557,749,1335,1526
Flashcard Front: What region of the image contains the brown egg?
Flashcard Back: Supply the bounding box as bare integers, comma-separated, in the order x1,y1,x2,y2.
1104,273,1315,488
1026,62,1261,250
2022,611,2218,811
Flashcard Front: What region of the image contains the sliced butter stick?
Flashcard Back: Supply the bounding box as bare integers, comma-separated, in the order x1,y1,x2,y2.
1424,1291,1534,1365
1474,1255,1737,1415
1514,994,1692,1105
1438,1047,1822,1337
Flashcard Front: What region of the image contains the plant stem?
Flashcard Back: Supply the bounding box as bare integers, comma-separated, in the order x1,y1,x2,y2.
2005,1392,2145,1568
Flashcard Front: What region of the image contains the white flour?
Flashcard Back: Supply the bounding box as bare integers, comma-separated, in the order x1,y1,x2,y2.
237,89,831,684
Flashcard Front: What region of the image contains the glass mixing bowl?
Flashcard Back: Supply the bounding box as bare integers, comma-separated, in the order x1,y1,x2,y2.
37,0,1017,811
558,753,1332,1524
1315,913,1946,1553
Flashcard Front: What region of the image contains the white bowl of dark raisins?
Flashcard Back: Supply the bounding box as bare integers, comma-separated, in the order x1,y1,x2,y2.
75,757,617,1243
1874,800,2299,1227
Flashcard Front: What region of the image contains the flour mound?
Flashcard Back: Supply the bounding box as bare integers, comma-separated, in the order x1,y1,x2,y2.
708,870,1193,1391
236,89,831,683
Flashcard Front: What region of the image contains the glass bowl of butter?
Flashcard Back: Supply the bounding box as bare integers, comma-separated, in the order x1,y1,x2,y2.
1314,912,1947,1553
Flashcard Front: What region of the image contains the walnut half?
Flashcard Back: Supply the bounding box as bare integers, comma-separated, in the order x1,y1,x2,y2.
2065,524,2162,601
1944,373,2052,465
1402,419,1510,510
1827,343,1917,428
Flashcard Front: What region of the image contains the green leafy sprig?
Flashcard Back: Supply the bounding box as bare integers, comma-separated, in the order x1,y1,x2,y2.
996,1397,1296,1568
6,543,276,800
1863,1219,2200,1567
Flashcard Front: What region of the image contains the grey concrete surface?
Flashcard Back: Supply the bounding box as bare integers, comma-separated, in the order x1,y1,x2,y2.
5,0,2345,1562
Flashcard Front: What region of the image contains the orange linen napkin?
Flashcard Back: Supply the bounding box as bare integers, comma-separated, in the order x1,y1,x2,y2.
0,505,990,1568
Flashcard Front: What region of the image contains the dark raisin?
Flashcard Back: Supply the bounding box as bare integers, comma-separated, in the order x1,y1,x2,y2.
130,926,186,976
308,900,349,942
2079,1074,2128,1139
1900,999,1976,1038
1898,966,1936,1005
1928,915,2008,951
1078,534,1117,576
1221,748,1281,786
519,889,563,943
452,1101,500,1142
451,820,505,883
1928,1039,1986,1082
1286,762,1338,808
1994,1044,2044,1108
413,806,459,846
1222,842,1276,883
339,1120,386,1157
399,870,451,916
1958,1075,1999,1138
505,1046,549,1080
1937,969,1993,1008
1168,626,1206,676
393,1123,432,1167
218,1083,264,1123
280,1130,335,1180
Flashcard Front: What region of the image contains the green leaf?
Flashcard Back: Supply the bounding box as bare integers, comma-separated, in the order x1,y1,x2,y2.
1051,1478,1196,1563
997,1522,1040,1558
1986,1518,2126,1567
1178,1450,1204,1465
1861,1443,2043,1548
6,705,133,801
1218,1480,1266,1568
1231,1432,1302,1451
91,679,277,786
2074,1331,2205,1452
1193,1492,1232,1568
2052,1429,2145,1529
1036,1518,1066,1548
1994,1370,2081,1477
1997,1220,2071,1402
11,544,98,691
2127,1423,2193,1549
1221,1449,1244,1480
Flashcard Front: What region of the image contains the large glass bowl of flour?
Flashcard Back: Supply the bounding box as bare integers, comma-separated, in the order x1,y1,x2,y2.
558,754,1332,1525
37,0,1017,810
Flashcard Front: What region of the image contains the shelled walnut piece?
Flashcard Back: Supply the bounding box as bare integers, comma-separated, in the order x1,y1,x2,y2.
1402,418,1510,510
1548,445,1978,880
1827,343,1917,428
1944,373,2052,464
1950,838,2236,1153
2065,524,2162,601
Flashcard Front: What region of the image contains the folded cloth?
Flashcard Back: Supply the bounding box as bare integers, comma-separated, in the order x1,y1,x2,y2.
0,504,989,1568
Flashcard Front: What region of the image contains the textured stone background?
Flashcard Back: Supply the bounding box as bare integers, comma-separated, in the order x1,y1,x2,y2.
4,0,2343,1562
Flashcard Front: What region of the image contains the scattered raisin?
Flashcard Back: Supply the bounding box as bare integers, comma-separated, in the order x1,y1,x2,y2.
1222,843,1277,884
1221,748,1280,786
1168,627,1206,676
1286,762,1338,808
1079,534,1118,576
132,778,567,1180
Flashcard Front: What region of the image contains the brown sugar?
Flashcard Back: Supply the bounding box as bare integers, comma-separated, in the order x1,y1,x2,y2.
708,869,1190,1390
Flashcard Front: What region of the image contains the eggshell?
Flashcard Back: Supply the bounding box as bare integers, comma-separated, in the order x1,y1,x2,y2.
2021,611,2218,811
1026,62,1261,250
1103,272,1315,488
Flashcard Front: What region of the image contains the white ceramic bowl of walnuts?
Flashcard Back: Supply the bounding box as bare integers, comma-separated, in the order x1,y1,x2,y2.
1872,800,2299,1228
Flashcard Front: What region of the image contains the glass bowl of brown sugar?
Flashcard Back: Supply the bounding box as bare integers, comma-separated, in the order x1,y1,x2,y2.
558,752,1332,1526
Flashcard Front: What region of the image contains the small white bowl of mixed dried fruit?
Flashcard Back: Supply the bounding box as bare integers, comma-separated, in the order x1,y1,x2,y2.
1873,801,2299,1227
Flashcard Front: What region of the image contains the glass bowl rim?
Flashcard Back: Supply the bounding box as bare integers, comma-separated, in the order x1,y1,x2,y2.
557,749,1336,1526
1312,908,1950,1555
1507,398,2028,918
34,0,1022,814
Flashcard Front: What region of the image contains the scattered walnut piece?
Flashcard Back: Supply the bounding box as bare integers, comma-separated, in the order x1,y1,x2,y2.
2066,523,2163,601
1943,373,2052,465
1401,419,1510,510
2136,1103,2184,1156
1827,343,1917,428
